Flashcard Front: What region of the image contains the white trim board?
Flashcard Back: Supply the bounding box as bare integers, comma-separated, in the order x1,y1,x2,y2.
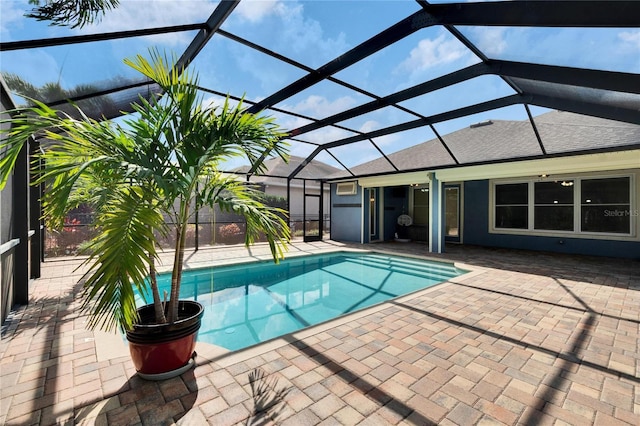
359,171,432,188
353,150,639,188
436,150,640,182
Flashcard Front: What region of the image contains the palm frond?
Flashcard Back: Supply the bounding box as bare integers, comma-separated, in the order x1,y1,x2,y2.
26,0,120,29
1,48,290,331
0,99,64,189
206,178,290,262
81,187,165,332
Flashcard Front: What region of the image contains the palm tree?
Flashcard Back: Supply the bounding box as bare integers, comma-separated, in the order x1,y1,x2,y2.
26,0,120,28
2,72,123,120
0,49,290,332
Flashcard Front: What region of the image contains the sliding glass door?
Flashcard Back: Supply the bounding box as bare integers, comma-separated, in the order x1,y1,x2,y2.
445,185,461,243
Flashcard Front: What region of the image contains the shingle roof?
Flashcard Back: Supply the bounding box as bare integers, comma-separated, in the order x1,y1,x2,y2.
534,111,640,154
444,119,542,163
4,2,638,182
345,110,640,178
236,155,342,182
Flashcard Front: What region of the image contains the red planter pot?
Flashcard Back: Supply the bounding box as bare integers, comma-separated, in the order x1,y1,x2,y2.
126,300,204,378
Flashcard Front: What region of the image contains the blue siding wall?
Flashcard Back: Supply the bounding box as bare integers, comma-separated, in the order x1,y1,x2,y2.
330,184,362,243
463,180,640,259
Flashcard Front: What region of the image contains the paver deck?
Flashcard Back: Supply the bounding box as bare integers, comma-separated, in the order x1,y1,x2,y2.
1,240,639,425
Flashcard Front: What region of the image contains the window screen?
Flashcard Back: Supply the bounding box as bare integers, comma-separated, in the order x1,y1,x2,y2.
495,183,528,229
534,181,574,231
581,177,631,234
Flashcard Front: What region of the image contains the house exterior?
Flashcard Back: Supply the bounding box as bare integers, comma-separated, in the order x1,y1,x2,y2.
329,111,640,259
236,155,340,235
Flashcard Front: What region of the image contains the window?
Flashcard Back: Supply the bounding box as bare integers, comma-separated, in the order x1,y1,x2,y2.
534,180,574,231
492,175,634,236
445,186,460,238
412,187,429,225
336,181,356,195
495,183,528,229
581,177,630,234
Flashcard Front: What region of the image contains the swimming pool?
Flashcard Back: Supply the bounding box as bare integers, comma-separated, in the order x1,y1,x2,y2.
137,251,466,351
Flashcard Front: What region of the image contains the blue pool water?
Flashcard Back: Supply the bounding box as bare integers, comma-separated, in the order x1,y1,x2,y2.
137,252,465,351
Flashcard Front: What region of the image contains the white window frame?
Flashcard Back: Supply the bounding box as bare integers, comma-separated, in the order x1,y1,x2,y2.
489,171,638,241
336,181,357,195
533,179,575,232
410,184,430,226
493,181,530,230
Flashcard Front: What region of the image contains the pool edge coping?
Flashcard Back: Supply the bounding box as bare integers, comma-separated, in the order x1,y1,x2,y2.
94,246,488,369
193,250,486,368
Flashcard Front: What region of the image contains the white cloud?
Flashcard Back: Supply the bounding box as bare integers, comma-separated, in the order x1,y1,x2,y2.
617,30,640,72
0,0,29,39
287,142,315,158
270,96,359,145
299,126,352,145
358,120,380,133
467,27,507,56
2,49,61,88
235,0,281,23
619,30,640,49
371,133,400,149
397,33,468,75
287,95,357,119
75,0,216,46
220,1,348,92
231,48,290,92
201,94,246,112
227,0,348,67
1,0,212,45
275,114,311,132
354,120,400,149
277,4,347,64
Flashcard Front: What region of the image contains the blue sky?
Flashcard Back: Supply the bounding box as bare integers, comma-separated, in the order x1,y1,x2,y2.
2,0,639,172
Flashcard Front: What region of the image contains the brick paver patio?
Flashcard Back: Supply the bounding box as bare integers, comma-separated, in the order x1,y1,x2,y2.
1,241,638,425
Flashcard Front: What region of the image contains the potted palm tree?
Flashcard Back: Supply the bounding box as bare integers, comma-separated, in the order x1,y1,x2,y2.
0,50,290,379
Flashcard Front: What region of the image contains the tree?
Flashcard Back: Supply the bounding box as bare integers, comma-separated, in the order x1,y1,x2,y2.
2,72,121,120
26,0,120,29
0,49,291,331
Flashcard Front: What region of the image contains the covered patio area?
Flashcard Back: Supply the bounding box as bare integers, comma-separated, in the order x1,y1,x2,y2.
1,241,638,425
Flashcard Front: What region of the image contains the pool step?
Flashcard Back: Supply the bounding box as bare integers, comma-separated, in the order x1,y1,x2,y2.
348,255,462,281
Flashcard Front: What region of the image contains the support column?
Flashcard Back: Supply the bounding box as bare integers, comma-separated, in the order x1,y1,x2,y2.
286,178,291,234
428,172,444,253
30,139,42,278
319,181,324,239
14,137,29,304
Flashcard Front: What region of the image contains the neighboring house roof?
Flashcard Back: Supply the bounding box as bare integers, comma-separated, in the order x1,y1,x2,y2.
236,155,342,183
345,111,640,178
